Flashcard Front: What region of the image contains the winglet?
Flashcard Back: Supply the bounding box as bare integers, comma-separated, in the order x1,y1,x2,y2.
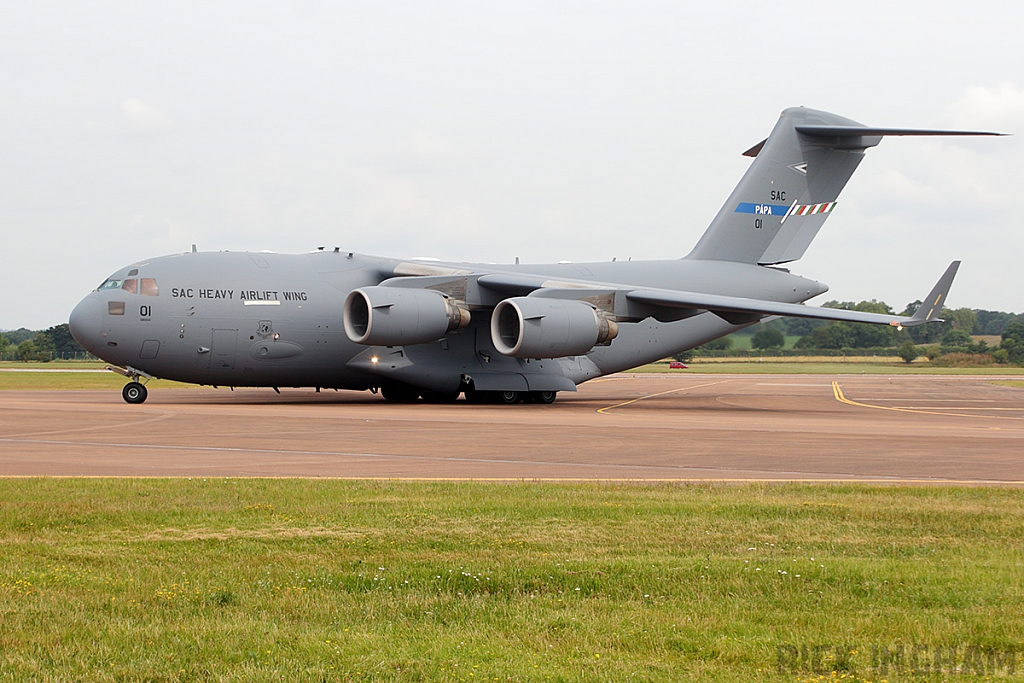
903,261,960,327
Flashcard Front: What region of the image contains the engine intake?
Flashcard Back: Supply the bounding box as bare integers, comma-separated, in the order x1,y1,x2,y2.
490,297,618,358
344,287,470,346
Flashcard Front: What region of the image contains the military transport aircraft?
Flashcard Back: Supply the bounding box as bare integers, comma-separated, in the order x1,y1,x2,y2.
69,107,1000,405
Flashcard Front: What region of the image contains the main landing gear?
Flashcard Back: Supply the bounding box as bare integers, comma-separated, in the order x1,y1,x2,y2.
463,389,558,405
380,385,558,405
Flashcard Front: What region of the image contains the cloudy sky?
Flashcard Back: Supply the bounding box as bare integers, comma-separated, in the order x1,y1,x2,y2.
1,1,1022,329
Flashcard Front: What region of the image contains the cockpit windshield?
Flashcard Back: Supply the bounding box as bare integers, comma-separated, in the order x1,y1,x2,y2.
97,277,158,295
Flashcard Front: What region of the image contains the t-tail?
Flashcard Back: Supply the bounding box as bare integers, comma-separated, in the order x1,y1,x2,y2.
685,106,1002,265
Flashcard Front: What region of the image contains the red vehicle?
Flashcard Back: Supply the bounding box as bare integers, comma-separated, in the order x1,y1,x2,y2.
668,361,688,369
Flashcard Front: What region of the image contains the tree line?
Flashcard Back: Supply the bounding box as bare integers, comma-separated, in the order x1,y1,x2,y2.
0,324,92,362
685,301,1024,366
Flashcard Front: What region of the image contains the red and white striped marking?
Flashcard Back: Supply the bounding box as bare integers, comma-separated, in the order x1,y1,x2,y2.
794,201,836,216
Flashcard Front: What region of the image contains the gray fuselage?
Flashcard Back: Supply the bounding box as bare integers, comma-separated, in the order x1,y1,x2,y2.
68,249,826,394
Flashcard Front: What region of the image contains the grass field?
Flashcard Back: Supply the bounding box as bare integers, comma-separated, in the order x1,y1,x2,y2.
0,480,1021,681
0,362,190,390
636,360,1024,375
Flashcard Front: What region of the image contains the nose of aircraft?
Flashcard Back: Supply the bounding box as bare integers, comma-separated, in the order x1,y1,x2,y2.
69,296,103,352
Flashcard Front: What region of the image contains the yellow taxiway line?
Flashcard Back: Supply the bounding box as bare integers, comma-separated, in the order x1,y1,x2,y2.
832,381,1024,421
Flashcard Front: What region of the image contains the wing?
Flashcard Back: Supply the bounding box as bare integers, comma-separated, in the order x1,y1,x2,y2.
463,262,959,329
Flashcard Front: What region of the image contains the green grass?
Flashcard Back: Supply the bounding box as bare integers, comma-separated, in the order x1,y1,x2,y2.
0,362,191,390
637,360,1024,375
991,380,1024,388
0,480,1021,681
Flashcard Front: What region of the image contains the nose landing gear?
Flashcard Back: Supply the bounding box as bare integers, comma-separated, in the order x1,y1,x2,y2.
107,365,153,404
122,381,148,404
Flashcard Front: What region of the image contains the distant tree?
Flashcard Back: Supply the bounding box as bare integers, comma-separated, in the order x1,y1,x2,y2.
947,307,977,334
796,322,856,350
752,327,785,350
17,340,36,362
898,340,919,364
43,324,86,356
699,337,732,351
0,333,8,357
905,305,953,344
672,350,694,363
31,331,54,362
822,300,856,310
781,317,826,337
1001,322,1024,366
902,300,922,317
3,328,35,345
975,309,1024,336
794,301,898,349
942,328,974,347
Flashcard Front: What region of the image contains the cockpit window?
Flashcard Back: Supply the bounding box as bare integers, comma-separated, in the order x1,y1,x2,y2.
98,276,158,294
108,301,125,316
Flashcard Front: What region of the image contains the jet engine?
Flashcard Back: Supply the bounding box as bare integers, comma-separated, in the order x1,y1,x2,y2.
490,297,618,359
344,287,471,346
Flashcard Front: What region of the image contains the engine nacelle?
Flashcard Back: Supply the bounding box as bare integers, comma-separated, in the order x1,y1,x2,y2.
344,286,470,346
490,297,618,358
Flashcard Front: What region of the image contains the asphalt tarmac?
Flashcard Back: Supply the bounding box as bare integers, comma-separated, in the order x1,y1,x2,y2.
1,374,1022,482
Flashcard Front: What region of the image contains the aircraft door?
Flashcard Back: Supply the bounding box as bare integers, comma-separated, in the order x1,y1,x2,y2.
209,329,238,369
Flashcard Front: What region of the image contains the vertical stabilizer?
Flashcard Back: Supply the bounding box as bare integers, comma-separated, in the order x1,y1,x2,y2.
686,107,872,265
685,108,1002,265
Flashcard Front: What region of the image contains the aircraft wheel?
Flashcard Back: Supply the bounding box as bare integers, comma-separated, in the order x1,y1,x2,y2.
496,390,521,405
122,381,148,404
530,390,557,404
381,385,420,403
421,391,460,404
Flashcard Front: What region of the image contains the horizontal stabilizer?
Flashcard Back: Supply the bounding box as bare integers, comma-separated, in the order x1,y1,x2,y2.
796,125,1004,138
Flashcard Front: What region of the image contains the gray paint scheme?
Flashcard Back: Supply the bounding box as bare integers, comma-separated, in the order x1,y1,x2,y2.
68,107,997,402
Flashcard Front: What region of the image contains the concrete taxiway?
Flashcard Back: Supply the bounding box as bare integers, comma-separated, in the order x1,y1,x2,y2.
1,374,1022,482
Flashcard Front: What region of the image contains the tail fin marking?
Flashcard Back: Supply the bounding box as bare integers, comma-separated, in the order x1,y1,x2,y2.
686,108,1002,266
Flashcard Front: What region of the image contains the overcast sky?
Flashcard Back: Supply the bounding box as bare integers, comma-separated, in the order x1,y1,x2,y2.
1,1,1022,330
